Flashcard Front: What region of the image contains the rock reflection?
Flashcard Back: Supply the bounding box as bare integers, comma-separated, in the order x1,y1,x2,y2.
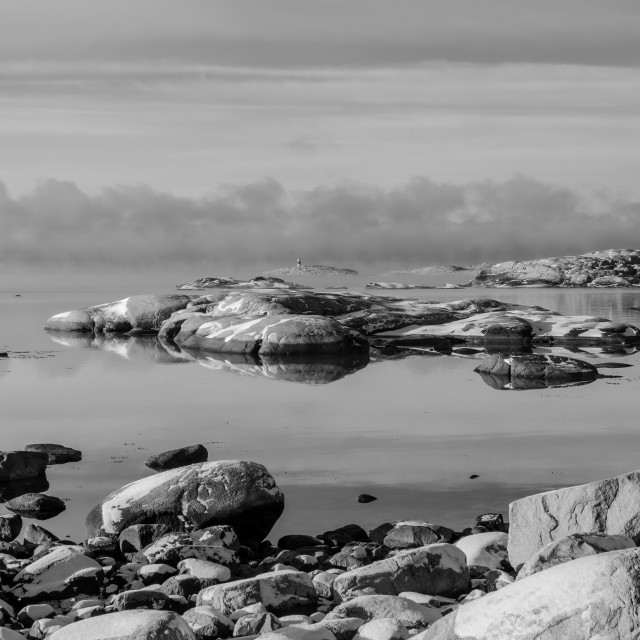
0,476,50,502
45,331,368,383
477,373,595,391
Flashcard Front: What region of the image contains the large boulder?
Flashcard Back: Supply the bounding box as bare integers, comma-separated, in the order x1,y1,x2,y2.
332,544,469,602
47,610,195,639
517,532,635,579
44,294,193,333
177,314,368,356
0,451,48,482
474,354,598,383
24,444,82,465
86,460,284,546
508,470,640,568
418,547,640,640
145,444,208,472
197,569,317,616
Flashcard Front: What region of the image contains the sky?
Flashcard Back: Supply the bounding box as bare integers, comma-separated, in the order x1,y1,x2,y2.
1,0,639,269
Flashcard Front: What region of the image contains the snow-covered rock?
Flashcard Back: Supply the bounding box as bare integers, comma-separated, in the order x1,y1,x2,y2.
454,532,510,571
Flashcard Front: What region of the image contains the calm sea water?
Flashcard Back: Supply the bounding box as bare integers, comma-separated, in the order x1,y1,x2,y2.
1,268,640,542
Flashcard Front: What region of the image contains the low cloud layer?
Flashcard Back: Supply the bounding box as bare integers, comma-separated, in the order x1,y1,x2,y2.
2,175,639,271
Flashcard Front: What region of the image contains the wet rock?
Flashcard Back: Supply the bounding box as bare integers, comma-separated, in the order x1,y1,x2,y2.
0,514,22,542
47,610,196,639
326,595,440,630
357,494,377,504
145,444,208,472
454,532,510,571
24,444,82,465
44,294,193,333
516,532,635,579
420,546,640,640
508,469,640,568
332,544,469,601
0,451,48,482
11,546,103,600
321,525,369,546
198,569,318,616
182,605,234,638
86,460,284,546
5,493,66,520
0,476,50,502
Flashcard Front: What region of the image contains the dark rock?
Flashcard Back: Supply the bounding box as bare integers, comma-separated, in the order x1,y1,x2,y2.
0,451,48,482
469,475,479,480
23,523,58,545
234,612,281,636
182,605,234,639
0,514,22,542
118,523,173,553
321,524,369,546
5,493,66,520
86,460,284,546
145,444,208,471
475,514,505,533
357,494,377,504
277,535,324,551
161,574,202,599
0,476,50,502
24,444,82,465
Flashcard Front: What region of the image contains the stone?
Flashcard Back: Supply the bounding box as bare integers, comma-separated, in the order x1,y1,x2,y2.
329,545,372,571
319,618,365,640
178,558,231,584
332,544,469,601
118,523,173,553
0,514,22,542
47,610,196,639
280,615,313,627
24,444,82,465
86,460,284,546
0,629,29,640
198,569,318,616
5,493,66,519
233,612,280,636
260,627,337,640
0,451,48,482
17,602,55,625
11,546,103,599
475,354,598,384
474,513,505,532
138,563,178,583
182,605,234,638
321,525,369,546
44,294,193,333
312,571,336,599
326,595,440,630
418,546,640,640
142,532,238,566
508,470,640,568
353,619,409,640
23,523,59,545
454,532,510,571
177,276,307,291
357,494,377,504
145,444,208,471
111,588,182,612
516,532,635,579
369,522,453,546
484,569,515,592
161,575,202,599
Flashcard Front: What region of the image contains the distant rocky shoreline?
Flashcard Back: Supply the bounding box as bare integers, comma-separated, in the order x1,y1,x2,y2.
1,444,640,639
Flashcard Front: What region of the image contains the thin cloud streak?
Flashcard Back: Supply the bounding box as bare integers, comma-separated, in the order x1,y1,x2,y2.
1,175,639,270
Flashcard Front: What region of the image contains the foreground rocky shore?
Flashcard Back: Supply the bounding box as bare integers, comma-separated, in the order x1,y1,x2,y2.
1,449,640,639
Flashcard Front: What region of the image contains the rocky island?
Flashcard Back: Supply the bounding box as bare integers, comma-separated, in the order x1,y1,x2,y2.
471,248,640,287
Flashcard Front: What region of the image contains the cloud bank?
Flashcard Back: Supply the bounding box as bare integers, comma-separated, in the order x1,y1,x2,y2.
2,175,639,271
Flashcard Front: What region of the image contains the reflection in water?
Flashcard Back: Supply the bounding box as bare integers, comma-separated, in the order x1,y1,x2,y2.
0,476,49,502
477,372,595,391
46,331,369,384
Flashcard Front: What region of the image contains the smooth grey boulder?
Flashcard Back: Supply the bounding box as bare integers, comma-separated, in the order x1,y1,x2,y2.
197,569,317,616
145,444,208,472
5,493,65,520
417,546,640,640
47,610,196,639
508,470,640,568
332,544,469,602
516,532,635,579
86,460,284,546
0,451,48,482
44,294,193,334
325,595,440,630
24,444,82,465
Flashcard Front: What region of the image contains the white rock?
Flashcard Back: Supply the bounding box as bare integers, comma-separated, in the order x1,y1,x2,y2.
178,558,231,582
353,619,409,640
454,532,509,571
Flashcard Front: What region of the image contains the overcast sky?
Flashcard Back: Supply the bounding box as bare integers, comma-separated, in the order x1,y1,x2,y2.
1,0,639,267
